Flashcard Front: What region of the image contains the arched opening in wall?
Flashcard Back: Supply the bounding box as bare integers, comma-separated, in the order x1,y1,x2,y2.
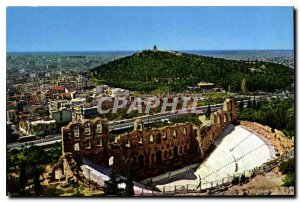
224,114,227,123
149,135,154,143
144,155,149,165
85,140,91,149
96,121,102,133
164,150,168,160
73,125,80,137
228,101,232,111
173,146,179,159
217,115,221,124
126,139,131,148
173,130,177,138
96,136,102,147
138,155,144,167
212,115,216,124
156,150,162,164
194,129,198,137
163,132,167,141
156,133,162,144
138,136,143,145
183,128,187,136
151,153,155,165
74,143,80,151
84,123,91,135
168,149,173,159
126,158,134,169
109,156,115,166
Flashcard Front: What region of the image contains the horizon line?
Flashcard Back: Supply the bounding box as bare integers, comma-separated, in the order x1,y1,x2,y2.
7,49,294,53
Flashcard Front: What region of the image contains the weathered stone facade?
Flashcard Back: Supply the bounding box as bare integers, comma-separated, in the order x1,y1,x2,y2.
197,98,237,158
62,117,110,166
61,98,237,181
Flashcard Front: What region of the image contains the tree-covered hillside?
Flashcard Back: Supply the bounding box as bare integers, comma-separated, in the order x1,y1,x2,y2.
91,50,294,93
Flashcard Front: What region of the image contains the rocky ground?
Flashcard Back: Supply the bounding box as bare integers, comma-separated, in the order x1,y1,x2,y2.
174,167,294,196
212,167,294,196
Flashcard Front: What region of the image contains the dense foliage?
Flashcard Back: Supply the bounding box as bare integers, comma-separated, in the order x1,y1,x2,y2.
7,143,62,196
279,158,295,187
92,50,294,93
238,98,295,137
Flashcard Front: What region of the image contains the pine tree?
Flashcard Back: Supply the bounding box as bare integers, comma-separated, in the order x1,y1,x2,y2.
104,165,122,196
124,162,134,196
205,104,211,119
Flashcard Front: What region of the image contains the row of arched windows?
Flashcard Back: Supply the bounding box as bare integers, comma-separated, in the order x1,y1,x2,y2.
129,145,189,168
73,136,103,151
212,113,232,125
125,127,188,148
148,128,187,144
72,121,103,138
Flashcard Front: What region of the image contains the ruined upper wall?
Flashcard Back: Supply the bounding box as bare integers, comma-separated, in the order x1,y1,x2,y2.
240,121,294,155
197,98,237,158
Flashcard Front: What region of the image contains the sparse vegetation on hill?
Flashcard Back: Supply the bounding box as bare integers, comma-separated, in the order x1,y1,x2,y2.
91,50,294,93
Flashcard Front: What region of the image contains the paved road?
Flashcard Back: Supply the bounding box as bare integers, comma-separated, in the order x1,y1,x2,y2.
7,135,61,150
108,105,223,131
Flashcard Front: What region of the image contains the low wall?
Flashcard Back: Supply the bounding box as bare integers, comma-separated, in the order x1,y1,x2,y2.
141,163,200,184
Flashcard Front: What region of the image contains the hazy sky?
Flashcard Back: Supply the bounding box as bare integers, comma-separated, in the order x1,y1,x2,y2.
6,7,294,52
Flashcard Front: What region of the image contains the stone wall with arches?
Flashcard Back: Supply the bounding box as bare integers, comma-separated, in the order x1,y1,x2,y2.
61,98,237,181
111,122,200,180
196,98,237,159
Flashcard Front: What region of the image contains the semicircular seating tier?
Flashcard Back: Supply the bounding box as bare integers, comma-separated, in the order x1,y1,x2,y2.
156,124,277,191
196,125,277,185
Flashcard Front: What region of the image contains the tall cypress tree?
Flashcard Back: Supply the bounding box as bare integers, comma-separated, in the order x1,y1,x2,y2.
238,101,244,112
19,159,27,196
104,165,122,196
252,98,257,109
205,104,211,119
241,78,247,95
33,166,41,196
124,162,134,196
247,100,252,109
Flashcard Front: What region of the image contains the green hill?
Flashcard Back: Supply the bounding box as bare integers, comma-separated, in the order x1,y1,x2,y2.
91,50,294,93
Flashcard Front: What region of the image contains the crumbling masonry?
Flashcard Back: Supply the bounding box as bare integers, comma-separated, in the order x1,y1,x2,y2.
58,98,237,181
